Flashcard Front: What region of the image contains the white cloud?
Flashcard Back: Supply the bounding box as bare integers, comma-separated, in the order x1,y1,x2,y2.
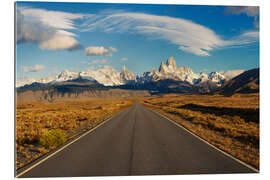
22,64,45,72
109,46,117,52
81,12,259,56
39,31,82,50
121,57,128,61
222,31,259,48
85,46,112,56
16,7,89,50
223,69,245,79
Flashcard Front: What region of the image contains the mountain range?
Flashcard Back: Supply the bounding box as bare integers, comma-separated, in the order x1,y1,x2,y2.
16,57,259,98
17,57,242,87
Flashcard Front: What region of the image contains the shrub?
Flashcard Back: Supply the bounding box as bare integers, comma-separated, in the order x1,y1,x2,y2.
39,129,67,149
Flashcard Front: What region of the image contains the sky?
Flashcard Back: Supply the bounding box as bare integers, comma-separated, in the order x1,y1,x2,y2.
16,1,259,82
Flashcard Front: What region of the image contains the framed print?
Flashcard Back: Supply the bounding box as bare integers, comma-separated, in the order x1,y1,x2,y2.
15,1,259,177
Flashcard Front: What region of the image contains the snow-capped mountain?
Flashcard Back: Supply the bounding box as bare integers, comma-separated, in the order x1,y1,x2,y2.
138,56,227,86
56,70,78,82
16,56,245,88
16,77,55,87
78,66,122,86
139,57,199,85
195,72,209,84
75,65,136,86
208,72,226,86
120,65,136,84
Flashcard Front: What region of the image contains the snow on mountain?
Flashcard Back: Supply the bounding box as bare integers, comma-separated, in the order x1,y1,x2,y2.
16,77,54,87
55,70,78,82
79,66,122,86
17,57,242,88
193,72,209,84
120,65,136,84
138,56,229,86
143,56,199,85
208,72,226,86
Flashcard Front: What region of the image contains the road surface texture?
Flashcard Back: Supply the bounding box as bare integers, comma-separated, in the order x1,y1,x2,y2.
17,102,256,177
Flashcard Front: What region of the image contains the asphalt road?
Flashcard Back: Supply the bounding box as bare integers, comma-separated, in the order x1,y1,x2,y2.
17,102,256,177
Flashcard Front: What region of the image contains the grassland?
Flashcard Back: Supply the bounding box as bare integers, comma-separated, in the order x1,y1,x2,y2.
140,93,259,169
16,98,135,169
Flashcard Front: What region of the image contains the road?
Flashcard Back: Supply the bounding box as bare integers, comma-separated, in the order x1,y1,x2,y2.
17,102,257,177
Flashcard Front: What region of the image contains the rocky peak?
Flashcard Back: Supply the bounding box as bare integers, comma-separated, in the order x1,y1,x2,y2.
57,70,78,81
159,61,168,74
120,65,136,83
166,56,177,71
208,72,226,86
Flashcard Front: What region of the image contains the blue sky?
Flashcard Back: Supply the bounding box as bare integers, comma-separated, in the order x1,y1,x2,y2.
16,2,259,81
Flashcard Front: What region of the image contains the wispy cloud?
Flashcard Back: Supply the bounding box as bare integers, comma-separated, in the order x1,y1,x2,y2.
16,7,90,50
16,7,259,56
22,64,45,72
85,46,112,56
81,12,259,56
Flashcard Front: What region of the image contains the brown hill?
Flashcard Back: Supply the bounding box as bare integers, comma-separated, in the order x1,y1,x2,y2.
220,68,259,95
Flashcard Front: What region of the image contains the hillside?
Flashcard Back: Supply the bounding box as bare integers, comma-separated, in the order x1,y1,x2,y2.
219,68,259,95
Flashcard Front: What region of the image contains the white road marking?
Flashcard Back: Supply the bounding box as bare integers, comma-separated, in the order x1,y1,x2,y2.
148,107,259,173
16,107,130,178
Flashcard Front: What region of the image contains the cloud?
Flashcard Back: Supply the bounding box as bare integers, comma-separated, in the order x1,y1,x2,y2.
22,64,45,72
121,57,128,61
222,31,259,48
85,46,112,56
224,6,259,28
225,6,259,17
16,7,89,50
81,12,259,56
38,30,82,50
109,46,117,52
223,69,245,79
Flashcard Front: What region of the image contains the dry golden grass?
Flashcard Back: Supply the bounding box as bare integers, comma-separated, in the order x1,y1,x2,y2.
140,93,259,169
16,98,135,169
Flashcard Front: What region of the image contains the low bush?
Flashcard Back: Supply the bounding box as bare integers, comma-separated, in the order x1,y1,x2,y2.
39,129,67,149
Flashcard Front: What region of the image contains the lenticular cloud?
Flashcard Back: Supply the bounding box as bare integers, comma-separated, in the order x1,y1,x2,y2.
81,12,259,56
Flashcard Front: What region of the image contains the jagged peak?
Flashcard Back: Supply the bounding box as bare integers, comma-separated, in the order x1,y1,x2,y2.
159,61,167,72
166,56,176,66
